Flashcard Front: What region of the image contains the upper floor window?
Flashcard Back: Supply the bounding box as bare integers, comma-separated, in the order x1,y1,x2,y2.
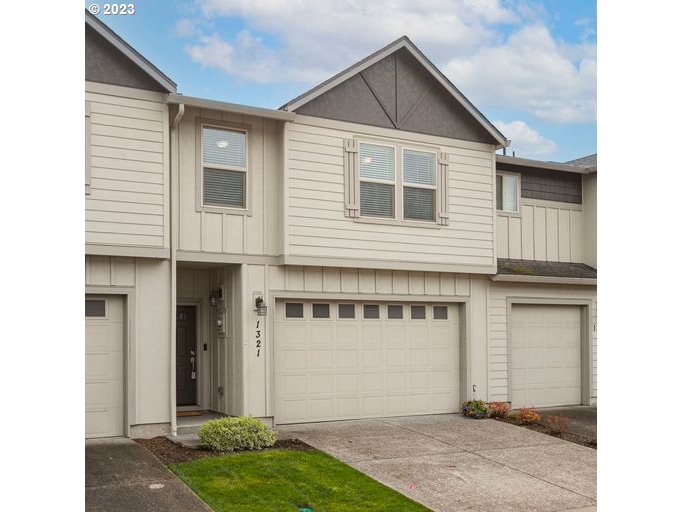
496,173,519,213
201,126,247,209
355,141,439,223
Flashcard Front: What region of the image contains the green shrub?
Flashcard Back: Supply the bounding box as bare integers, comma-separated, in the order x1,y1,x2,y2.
198,416,276,452
461,399,488,419
487,401,510,418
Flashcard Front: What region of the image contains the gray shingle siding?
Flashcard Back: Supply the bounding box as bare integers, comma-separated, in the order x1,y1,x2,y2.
497,163,582,204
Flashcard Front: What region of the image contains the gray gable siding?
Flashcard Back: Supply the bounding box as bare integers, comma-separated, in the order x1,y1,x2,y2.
498,162,583,204
295,48,497,144
85,26,166,92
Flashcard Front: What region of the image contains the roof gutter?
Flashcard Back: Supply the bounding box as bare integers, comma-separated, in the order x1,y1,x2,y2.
490,274,597,286
167,93,296,122
496,154,590,174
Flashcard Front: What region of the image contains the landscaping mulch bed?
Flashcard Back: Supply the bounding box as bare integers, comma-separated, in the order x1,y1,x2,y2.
494,417,597,449
135,436,312,465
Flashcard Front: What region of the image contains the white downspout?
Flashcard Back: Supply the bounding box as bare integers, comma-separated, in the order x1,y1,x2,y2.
169,103,184,436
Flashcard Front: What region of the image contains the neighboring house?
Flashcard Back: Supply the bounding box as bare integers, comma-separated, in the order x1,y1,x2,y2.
84,11,597,439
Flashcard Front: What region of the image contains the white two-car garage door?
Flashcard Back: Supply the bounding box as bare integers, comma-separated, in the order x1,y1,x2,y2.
85,295,124,438
510,304,582,408
275,300,460,424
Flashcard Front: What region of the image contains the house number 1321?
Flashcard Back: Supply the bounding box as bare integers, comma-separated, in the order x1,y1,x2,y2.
255,320,262,357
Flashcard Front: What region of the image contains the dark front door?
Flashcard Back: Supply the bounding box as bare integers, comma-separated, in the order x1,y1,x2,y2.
176,306,197,406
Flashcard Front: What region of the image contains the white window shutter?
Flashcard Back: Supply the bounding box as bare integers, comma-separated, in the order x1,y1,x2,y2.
437,152,450,225
343,139,359,217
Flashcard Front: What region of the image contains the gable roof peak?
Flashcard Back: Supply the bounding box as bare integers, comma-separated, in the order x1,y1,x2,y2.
85,9,176,93
281,36,508,147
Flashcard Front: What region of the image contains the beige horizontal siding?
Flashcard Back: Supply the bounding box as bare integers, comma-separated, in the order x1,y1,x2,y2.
286,121,496,270
85,82,168,250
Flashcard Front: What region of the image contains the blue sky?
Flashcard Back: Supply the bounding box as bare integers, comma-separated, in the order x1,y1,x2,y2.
90,0,596,162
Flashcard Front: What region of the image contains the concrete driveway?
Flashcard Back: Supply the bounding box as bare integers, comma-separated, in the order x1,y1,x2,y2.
278,414,596,512
85,438,211,512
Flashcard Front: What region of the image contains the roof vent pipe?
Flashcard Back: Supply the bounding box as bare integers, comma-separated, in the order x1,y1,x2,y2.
503,147,506,156
512,150,515,157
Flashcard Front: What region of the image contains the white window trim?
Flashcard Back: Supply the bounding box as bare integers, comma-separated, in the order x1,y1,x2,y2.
355,138,441,227
496,171,521,216
195,119,252,215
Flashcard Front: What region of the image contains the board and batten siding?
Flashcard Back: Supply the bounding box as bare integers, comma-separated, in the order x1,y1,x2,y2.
487,281,597,403
85,255,172,428
85,82,169,250
496,199,584,263
267,265,472,297
176,107,284,257
285,118,496,271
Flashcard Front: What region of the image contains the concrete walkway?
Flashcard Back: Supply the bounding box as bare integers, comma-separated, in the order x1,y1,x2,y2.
85,438,211,512
278,414,596,512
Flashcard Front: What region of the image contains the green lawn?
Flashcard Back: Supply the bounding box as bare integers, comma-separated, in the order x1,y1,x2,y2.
170,448,430,512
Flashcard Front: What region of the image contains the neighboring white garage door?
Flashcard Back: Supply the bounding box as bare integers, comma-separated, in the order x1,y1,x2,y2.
85,295,124,438
275,300,460,424
510,304,581,408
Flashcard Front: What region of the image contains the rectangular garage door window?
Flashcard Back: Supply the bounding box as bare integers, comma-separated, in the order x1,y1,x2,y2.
433,306,448,320
285,303,304,318
363,304,380,319
312,303,330,319
85,299,106,317
411,305,426,319
338,304,355,319
387,304,403,319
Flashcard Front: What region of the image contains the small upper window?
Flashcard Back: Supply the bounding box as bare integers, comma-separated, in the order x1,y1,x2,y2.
496,173,519,213
411,305,426,320
312,303,330,319
85,299,106,317
387,304,403,319
338,304,355,319
285,303,304,318
433,306,448,320
363,304,380,319
202,126,247,209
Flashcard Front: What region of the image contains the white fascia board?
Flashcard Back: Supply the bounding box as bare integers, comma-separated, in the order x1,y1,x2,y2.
490,274,597,286
496,154,589,174
168,94,296,122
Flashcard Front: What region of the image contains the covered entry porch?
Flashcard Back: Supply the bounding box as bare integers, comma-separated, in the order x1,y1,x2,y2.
173,263,244,431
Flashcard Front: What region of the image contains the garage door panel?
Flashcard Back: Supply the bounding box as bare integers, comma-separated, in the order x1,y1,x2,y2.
85,295,124,438
276,299,460,423
511,304,581,408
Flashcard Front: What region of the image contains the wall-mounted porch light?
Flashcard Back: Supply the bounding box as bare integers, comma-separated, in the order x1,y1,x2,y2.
255,296,268,316
209,287,222,307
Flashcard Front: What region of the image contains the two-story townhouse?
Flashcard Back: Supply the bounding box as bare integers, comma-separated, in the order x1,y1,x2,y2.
84,12,596,439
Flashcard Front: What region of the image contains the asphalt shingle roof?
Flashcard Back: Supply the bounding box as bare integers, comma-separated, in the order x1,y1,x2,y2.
497,259,597,279
564,154,597,168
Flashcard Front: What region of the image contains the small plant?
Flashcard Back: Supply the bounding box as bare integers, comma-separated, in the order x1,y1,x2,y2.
198,416,276,452
487,401,510,418
514,407,541,425
545,415,569,434
461,399,488,419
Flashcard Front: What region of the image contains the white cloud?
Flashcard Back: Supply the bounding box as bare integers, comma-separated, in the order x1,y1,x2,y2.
493,120,557,158
445,25,596,122
180,1,596,123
